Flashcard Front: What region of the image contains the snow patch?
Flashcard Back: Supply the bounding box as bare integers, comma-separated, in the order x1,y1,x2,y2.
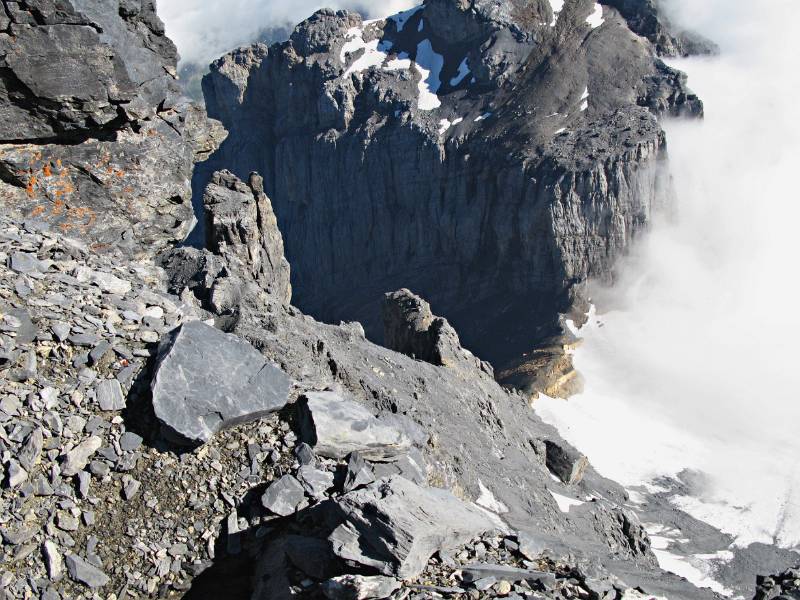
549,0,565,26
474,112,493,122
580,87,589,112
391,5,423,32
414,39,444,110
586,3,605,29
450,57,471,86
477,480,509,514
549,490,585,513
386,52,412,70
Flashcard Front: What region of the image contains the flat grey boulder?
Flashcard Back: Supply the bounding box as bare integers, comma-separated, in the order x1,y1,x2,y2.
261,475,308,517
322,575,401,600
329,476,497,579
151,321,291,444
297,391,412,461
65,553,110,588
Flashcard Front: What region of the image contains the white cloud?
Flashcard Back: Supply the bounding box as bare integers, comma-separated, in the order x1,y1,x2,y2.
537,0,800,553
158,0,420,66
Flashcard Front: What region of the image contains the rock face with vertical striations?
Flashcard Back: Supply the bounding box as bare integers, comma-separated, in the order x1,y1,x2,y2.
199,0,704,382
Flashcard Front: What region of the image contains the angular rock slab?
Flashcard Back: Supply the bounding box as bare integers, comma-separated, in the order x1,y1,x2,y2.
297,391,412,461
151,321,291,444
322,574,401,600
329,476,497,579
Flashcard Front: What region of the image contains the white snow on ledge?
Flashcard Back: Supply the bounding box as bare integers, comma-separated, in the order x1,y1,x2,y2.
476,480,509,514
390,5,423,32
548,0,565,26
586,3,605,29
549,490,585,513
414,39,444,110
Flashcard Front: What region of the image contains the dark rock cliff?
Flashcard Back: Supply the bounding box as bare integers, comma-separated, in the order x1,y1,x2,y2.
199,0,702,383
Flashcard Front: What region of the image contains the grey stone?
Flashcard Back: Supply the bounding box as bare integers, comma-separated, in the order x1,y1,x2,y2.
343,452,375,493
151,321,291,444
516,532,550,562
297,466,334,499
10,252,46,274
1,524,38,545
460,565,556,586
322,575,401,600
329,476,497,578
65,553,110,588
96,379,125,412
122,476,141,500
261,475,308,517
119,432,143,452
43,540,64,580
51,322,72,342
5,460,28,488
19,428,43,471
74,267,132,295
61,436,102,477
295,442,317,466
297,391,412,461
544,440,589,485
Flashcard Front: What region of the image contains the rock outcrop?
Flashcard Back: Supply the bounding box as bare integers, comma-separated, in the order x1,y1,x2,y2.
199,0,702,385
0,0,225,258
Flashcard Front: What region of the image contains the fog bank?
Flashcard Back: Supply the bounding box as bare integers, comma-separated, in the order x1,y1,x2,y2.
537,0,800,551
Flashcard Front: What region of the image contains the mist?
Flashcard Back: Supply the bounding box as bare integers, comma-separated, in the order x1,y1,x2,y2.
159,0,420,66
536,0,800,553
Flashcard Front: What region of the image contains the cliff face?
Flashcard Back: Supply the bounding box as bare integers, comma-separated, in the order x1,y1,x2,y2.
0,0,224,258
200,0,701,375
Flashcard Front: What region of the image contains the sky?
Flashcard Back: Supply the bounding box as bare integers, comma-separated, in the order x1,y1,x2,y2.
159,0,420,66
536,0,800,555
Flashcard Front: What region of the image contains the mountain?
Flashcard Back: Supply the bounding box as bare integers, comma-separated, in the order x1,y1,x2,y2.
198,0,706,396
0,1,793,600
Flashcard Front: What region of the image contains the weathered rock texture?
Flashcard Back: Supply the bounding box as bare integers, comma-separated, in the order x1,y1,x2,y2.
199,0,704,382
0,0,224,258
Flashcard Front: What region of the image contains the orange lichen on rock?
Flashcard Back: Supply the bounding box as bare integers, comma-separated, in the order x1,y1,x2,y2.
29,205,45,218
26,174,37,198
43,164,52,177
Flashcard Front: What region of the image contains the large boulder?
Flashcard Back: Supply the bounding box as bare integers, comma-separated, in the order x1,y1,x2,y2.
151,321,291,444
329,476,498,579
297,391,413,461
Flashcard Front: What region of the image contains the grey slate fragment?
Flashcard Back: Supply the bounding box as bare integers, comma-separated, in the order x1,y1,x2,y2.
329,476,496,578
295,442,317,466
151,321,291,444
96,379,125,411
119,432,143,452
43,540,64,579
322,575,401,600
61,436,102,477
19,428,43,471
460,564,556,585
297,391,412,461
297,465,334,499
261,475,308,517
5,460,28,488
65,553,110,588
544,440,589,485
343,452,375,493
